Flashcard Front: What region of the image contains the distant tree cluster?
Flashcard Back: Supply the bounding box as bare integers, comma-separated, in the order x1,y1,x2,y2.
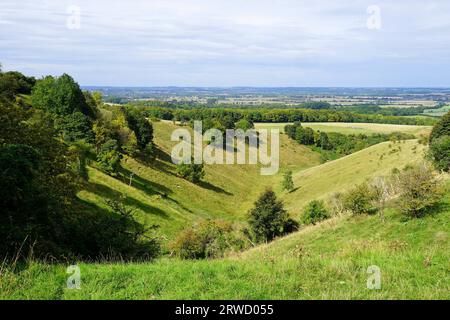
143,106,436,126
285,122,415,159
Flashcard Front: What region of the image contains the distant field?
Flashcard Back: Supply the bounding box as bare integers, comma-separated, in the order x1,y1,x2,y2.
255,122,432,136
423,105,450,117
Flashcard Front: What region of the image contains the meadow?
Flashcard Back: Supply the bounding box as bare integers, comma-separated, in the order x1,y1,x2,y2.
255,122,432,136
2,185,448,300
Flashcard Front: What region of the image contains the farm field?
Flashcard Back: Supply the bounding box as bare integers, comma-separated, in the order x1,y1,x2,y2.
254,122,432,136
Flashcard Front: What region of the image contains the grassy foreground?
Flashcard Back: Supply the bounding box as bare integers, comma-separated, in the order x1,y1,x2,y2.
1,187,448,300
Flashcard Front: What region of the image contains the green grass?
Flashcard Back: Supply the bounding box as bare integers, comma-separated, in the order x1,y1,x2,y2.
78,121,322,238
1,121,446,300
2,187,448,299
255,122,432,136
281,140,427,215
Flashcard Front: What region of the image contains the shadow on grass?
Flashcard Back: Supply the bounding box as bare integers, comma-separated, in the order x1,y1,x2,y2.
86,182,170,219
198,180,233,196
119,167,172,196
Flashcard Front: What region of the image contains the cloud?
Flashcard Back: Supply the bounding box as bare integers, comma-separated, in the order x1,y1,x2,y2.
1,0,450,86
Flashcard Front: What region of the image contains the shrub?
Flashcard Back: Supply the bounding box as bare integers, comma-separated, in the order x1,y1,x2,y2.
248,189,297,243
170,220,245,259
176,162,205,183
102,199,161,260
429,136,450,172
301,200,329,225
343,183,380,215
397,164,443,218
282,170,294,192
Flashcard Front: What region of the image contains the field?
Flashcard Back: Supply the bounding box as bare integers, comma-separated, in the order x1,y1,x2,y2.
423,105,450,117
2,184,448,299
255,122,432,136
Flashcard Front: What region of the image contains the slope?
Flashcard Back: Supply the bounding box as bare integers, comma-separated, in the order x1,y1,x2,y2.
77,121,322,237
281,140,427,215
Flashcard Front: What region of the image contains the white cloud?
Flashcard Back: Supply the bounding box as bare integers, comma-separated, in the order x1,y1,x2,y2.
1,0,449,86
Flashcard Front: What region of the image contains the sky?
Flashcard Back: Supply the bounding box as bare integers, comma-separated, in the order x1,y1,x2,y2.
1,0,450,87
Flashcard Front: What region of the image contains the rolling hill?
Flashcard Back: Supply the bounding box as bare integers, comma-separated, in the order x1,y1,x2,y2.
77,121,322,237
2,120,447,300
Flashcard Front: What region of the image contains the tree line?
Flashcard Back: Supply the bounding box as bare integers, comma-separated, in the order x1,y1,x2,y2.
0,68,159,261
285,122,416,159
143,106,436,126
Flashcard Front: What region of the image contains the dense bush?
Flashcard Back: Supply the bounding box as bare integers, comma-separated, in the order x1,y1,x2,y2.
248,189,299,243
397,165,442,218
176,162,205,183
429,111,450,172
170,220,246,259
301,200,330,225
429,136,450,172
343,183,380,215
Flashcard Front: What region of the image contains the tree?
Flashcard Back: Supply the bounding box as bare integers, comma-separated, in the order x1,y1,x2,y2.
235,119,254,131
248,189,294,242
176,162,205,183
301,200,329,225
429,111,450,172
429,111,450,143
123,107,153,151
97,139,122,175
32,74,94,118
316,132,332,150
429,136,450,172
282,170,294,192
55,111,94,143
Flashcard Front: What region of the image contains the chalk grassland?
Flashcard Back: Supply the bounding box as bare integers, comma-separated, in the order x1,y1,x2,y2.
255,122,432,136
1,122,446,300
78,121,322,238
281,140,427,215
1,184,448,300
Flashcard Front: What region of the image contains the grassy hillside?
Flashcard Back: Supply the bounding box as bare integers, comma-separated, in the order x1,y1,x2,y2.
281,140,427,215
2,121,446,300
78,121,322,238
2,184,448,300
255,122,432,136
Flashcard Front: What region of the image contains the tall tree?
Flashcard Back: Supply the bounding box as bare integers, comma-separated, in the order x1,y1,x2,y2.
248,189,291,242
